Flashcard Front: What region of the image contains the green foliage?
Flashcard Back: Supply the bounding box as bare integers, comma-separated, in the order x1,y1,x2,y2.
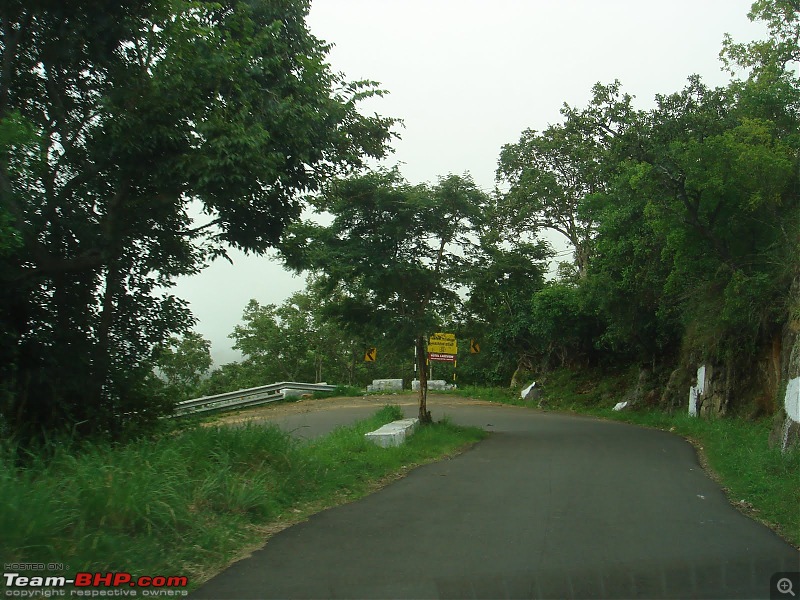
0,0,396,443
721,0,800,79
331,385,366,398
279,169,488,346
0,407,485,586
487,1,799,392
218,279,390,389
529,283,604,367
277,169,492,410
458,236,550,384
198,361,262,397
620,76,797,366
153,332,212,402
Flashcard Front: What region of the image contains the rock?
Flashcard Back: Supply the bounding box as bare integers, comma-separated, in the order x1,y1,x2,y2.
770,407,800,453
660,367,691,409
613,401,628,411
770,374,800,453
688,365,709,417
770,278,800,453
622,367,651,407
521,382,543,404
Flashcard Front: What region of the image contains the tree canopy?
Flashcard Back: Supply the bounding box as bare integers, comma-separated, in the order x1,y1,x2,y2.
2,0,797,442
485,0,799,413
0,0,397,442
278,169,490,420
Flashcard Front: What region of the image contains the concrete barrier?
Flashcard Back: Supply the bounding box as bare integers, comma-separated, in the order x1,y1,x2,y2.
411,379,453,391
366,379,403,392
365,418,419,448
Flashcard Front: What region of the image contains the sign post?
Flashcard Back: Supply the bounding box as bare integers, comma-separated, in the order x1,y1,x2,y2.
427,332,457,386
427,332,457,355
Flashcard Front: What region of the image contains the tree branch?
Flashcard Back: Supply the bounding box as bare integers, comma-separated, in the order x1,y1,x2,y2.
177,217,221,236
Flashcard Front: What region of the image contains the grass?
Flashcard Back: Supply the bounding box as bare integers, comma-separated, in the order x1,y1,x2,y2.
307,384,365,400
453,371,800,548
0,406,486,589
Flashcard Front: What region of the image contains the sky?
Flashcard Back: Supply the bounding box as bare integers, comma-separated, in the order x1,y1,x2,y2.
171,0,768,365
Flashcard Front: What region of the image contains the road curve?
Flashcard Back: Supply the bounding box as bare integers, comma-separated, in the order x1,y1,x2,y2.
192,398,799,599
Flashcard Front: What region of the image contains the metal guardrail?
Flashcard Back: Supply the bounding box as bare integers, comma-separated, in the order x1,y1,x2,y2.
174,382,337,417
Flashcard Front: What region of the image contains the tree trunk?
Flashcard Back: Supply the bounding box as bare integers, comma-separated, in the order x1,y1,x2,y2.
93,262,123,436
416,335,432,423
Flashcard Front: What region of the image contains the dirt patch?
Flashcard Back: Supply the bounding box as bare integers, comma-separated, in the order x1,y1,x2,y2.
206,393,496,427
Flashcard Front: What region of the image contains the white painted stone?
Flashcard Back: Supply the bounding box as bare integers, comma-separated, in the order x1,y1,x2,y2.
613,401,628,411
521,382,536,400
688,364,708,417
411,379,452,391
366,379,403,393
688,387,699,417
785,377,800,423
365,418,419,448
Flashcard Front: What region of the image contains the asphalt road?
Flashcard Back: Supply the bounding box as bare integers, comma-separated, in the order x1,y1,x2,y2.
192,398,799,599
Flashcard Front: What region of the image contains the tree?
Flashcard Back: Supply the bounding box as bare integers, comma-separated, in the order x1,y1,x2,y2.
279,169,488,422
229,296,324,383
459,231,551,386
225,280,398,388
153,331,212,401
496,82,634,278
721,0,800,77
492,0,799,408
0,0,397,442
624,77,797,365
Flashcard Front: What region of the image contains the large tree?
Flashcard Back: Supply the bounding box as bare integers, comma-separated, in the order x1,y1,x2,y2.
0,0,396,442
496,82,634,278
278,169,488,422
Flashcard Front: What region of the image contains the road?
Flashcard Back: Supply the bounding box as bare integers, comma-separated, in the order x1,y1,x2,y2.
193,397,799,599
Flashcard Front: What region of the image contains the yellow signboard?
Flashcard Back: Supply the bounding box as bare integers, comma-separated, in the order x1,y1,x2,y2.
470,340,480,354
427,332,457,354
364,347,377,362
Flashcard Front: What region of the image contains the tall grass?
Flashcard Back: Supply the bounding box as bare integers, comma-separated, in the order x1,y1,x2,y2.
1,405,485,587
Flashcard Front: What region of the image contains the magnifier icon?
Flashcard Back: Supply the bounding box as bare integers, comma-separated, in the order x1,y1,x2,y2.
778,578,796,597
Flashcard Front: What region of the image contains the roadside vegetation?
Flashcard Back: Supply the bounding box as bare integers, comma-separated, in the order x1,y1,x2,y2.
449,375,800,548
0,407,486,589
1,0,797,586
2,0,795,447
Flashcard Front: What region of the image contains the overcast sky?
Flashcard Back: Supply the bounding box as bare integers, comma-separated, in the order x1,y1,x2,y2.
171,0,767,365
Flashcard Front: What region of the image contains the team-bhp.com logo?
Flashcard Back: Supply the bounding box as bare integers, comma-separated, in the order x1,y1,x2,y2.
3,571,188,597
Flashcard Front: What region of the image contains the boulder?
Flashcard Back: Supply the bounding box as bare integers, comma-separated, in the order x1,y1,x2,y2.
622,367,652,407
521,382,543,405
